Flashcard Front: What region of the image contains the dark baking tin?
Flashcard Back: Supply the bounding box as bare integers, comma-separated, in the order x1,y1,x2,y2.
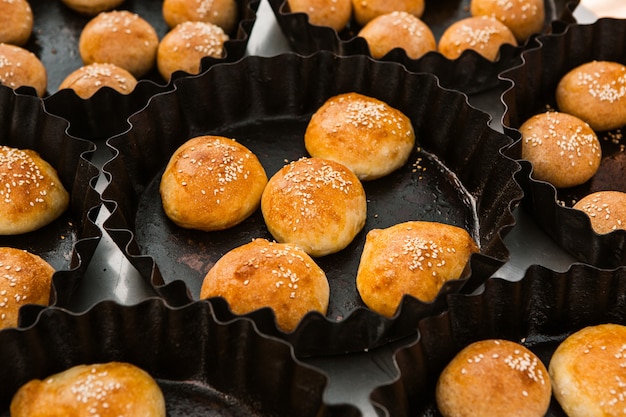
370,263,626,416
0,298,361,417
267,0,580,94
102,51,523,356
500,18,626,269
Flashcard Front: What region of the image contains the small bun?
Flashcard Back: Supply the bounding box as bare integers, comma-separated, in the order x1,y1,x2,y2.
519,111,601,188
287,0,352,32
200,238,330,332
357,11,436,59
556,61,626,132
438,16,517,61
60,0,125,15
351,0,424,27
162,0,239,34
436,339,551,417
79,10,159,78
0,146,69,235
261,157,367,257
0,0,33,46
305,92,415,180
0,43,47,97
573,191,626,234
356,221,479,317
11,362,166,417
470,0,545,42
0,247,54,329
550,323,626,417
157,21,229,81
59,63,138,98
160,135,268,232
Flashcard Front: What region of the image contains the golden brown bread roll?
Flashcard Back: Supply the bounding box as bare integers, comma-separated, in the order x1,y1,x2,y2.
438,16,517,61
162,0,239,34
470,0,545,43
0,0,33,46
356,221,479,317
573,191,626,234
436,339,551,417
351,0,424,27
0,145,70,235
10,362,166,417
79,10,159,78
59,62,138,98
160,135,268,231
0,247,54,329
0,43,47,97
556,61,626,132
304,92,415,181
549,323,626,417
519,111,601,188
261,157,367,257
287,0,352,32
60,0,125,15
200,238,330,332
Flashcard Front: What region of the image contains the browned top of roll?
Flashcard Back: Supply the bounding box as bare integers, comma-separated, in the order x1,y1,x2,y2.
0,43,47,97
0,0,33,46
59,63,138,98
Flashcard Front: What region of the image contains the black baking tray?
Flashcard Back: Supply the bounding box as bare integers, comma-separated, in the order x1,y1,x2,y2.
102,51,523,356
500,18,626,269
0,298,361,417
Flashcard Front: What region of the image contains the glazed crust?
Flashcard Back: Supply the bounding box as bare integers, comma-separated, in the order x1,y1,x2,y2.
573,191,626,234
162,0,239,34
59,63,138,98
438,16,517,61
351,0,424,27
470,0,545,42
0,43,47,97
287,0,352,32
60,0,126,15
0,0,33,46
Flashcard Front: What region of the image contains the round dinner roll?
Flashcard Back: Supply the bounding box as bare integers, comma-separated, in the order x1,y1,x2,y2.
287,0,352,32
356,221,479,317
549,323,626,417
60,0,125,15
157,21,229,81
261,157,367,257
162,0,239,34
556,61,626,132
438,16,517,61
519,111,601,188
351,0,424,27
10,362,166,417
357,11,436,59
573,191,626,234
305,92,415,181
79,10,159,78
0,43,47,97
0,146,70,235
160,135,268,232
59,62,138,98
470,0,545,43
0,247,54,329
0,0,33,46
200,238,330,332
436,339,551,417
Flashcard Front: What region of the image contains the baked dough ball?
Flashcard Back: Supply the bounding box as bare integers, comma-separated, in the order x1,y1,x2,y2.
305,92,415,180
438,16,517,61
287,0,352,32
261,157,367,257
10,362,166,417
436,339,551,417
357,11,436,59
0,0,33,46
356,221,479,317
79,10,159,78
160,135,268,232
556,61,626,132
0,146,70,235
573,191,626,234
163,0,239,34
351,0,424,27
519,111,601,188
60,0,125,15
470,0,545,43
200,238,330,332
59,62,138,98
157,21,229,81
0,247,54,329
0,43,47,97
550,323,626,417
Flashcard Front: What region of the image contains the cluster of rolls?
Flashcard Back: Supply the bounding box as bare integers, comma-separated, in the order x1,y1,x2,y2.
286,0,545,61
160,92,479,331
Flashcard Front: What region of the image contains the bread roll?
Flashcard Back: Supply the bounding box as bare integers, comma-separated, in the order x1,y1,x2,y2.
287,0,352,32
573,191,626,234
59,63,138,98
0,247,54,329
0,0,33,46
438,16,517,61
356,221,479,317
10,362,166,417
200,238,330,332
160,135,268,231
0,43,47,97
436,339,551,417
305,92,415,180
0,145,69,235
163,0,239,34
470,0,545,42
261,157,367,257
550,323,626,417
60,0,125,15
351,0,424,27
